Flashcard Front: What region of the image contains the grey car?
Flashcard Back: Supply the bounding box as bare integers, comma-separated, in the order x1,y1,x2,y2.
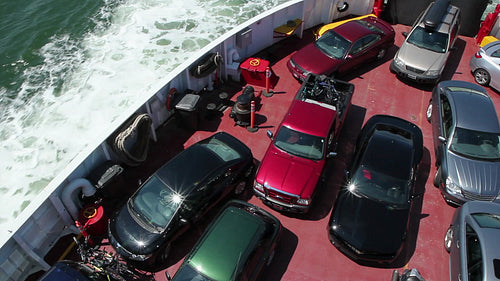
469,40,500,92
390,0,460,84
444,201,500,281
427,80,500,206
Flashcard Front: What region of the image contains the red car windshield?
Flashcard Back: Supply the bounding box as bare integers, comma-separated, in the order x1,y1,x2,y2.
274,126,325,160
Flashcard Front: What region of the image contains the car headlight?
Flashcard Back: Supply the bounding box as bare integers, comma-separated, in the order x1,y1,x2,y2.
445,177,462,195
393,56,405,68
254,181,264,192
425,68,440,76
296,198,311,206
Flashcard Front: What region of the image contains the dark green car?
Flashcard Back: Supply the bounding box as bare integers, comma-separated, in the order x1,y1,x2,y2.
169,200,281,281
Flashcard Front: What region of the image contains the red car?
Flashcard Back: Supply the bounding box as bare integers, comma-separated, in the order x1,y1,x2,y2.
253,74,354,213
287,16,395,81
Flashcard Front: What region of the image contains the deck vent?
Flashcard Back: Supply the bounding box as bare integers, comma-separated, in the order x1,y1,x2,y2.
424,0,450,31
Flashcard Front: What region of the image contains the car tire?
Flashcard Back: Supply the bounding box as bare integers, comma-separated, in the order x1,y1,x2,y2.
444,226,453,253
376,48,387,60
426,102,432,123
433,167,441,187
473,68,491,86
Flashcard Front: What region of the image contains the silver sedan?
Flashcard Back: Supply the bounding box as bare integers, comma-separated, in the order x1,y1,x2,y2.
445,201,500,281
470,40,500,91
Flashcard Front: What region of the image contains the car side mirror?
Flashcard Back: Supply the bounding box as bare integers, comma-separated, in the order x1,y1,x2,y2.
438,136,446,143
402,31,408,37
327,151,337,158
267,130,273,140
165,271,172,280
179,217,189,225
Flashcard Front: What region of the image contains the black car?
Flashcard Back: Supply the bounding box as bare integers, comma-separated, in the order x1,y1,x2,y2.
328,115,423,264
108,132,254,266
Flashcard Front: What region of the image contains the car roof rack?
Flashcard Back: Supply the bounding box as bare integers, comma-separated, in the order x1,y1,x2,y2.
423,0,450,31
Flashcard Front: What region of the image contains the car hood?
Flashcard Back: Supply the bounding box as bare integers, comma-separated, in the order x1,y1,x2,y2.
258,147,322,198
291,43,340,75
331,190,409,256
446,152,500,197
109,204,163,255
396,42,447,72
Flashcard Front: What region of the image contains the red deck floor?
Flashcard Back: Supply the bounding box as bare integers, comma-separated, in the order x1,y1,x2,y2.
171,24,499,281
34,23,500,281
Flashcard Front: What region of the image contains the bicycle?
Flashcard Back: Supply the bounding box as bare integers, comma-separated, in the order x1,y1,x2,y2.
73,236,155,281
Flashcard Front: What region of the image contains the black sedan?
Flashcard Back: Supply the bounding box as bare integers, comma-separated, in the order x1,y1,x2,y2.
108,132,254,267
328,115,423,264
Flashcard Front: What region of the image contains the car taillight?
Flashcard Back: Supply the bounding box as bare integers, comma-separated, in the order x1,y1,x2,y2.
475,52,482,58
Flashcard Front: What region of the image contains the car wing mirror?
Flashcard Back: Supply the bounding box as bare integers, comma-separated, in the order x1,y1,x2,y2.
438,136,446,143
327,151,337,158
402,31,408,37
179,217,189,225
165,271,172,280
267,130,274,140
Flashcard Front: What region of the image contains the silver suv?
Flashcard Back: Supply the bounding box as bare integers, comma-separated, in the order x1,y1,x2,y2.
390,0,461,84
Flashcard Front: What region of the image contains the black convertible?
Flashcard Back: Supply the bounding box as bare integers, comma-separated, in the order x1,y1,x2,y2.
328,115,423,265
108,132,254,267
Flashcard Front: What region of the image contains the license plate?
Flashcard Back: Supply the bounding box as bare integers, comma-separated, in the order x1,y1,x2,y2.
407,74,416,80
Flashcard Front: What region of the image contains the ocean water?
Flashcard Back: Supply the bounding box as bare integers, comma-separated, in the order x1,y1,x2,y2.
0,0,290,233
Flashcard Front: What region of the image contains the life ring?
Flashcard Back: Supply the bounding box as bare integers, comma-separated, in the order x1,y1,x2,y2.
166,88,177,111
249,58,260,66
189,52,223,78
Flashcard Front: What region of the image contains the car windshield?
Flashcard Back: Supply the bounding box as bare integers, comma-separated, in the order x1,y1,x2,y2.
449,127,500,160
274,126,325,160
472,213,500,229
349,166,409,205
173,264,213,281
407,26,448,53
131,175,182,229
314,30,351,59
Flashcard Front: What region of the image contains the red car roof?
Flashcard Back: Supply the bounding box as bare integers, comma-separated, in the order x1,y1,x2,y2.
334,19,374,42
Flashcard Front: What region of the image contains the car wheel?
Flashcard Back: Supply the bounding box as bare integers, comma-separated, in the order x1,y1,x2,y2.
433,167,441,187
376,48,387,60
444,226,453,253
426,102,432,123
473,68,491,86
